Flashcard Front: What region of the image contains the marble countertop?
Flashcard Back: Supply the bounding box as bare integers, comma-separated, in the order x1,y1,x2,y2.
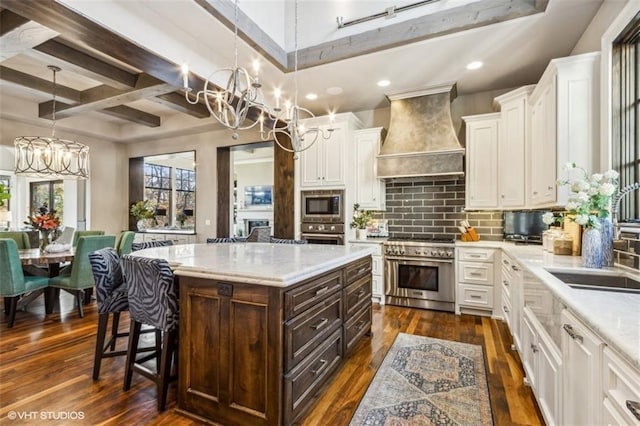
137,229,196,235
129,242,375,287
456,241,640,369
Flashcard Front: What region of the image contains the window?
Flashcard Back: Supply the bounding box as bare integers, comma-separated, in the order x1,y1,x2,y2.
141,152,196,228
30,180,64,221
612,13,640,221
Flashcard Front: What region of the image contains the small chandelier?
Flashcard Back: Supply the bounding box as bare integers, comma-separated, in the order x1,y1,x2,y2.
182,0,264,140
259,0,334,158
14,66,90,179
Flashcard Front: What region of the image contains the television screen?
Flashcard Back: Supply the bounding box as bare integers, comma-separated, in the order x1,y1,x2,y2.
244,185,272,206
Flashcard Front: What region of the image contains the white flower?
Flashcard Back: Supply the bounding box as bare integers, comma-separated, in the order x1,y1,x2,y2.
565,201,579,210
599,182,616,197
576,192,590,203
574,214,589,225
591,173,603,182
563,162,576,170
604,169,619,180
542,212,555,225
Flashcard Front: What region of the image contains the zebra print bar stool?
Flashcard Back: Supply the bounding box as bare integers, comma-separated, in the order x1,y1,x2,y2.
122,255,178,411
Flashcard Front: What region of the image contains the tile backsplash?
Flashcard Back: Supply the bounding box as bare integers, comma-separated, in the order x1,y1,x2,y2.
372,178,504,241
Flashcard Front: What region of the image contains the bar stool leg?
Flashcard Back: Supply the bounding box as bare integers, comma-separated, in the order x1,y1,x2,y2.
124,320,142,391
93,313,109,380
110,312,120,351
157,329,177,411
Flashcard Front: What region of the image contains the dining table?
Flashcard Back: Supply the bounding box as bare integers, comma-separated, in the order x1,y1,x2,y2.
18,247,75,313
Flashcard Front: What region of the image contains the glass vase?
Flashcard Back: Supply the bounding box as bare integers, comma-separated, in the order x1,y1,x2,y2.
581,226,603,268
600,217,614,267
39,230,51,252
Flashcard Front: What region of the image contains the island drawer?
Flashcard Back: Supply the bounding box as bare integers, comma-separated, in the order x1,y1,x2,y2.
345,256,372,284
345,303,372,354
284,329,343,425
284,290,343,371
344,275,372,318
285,269,343,320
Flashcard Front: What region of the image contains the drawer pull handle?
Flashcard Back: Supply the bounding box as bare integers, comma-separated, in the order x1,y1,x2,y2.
468,254,483,258
470,295,482,299
356,288,366,298
311,318,329,330
311,359,328,376
315,286,329,296
469,272,482,277
503,280,509,286
503,306,509,313
511,265,520,272
356,320,366,330
562,324,584,344
358,267,368,274
530,344,539,353
626,400,640,421
503,259,509,265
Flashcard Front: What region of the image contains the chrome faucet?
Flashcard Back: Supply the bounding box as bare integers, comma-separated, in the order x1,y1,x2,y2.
612,182,640,240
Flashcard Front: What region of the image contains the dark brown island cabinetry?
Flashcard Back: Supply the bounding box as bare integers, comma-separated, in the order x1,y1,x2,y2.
177,256,372,425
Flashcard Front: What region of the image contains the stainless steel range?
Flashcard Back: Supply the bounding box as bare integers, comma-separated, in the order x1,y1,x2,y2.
384,238,455,312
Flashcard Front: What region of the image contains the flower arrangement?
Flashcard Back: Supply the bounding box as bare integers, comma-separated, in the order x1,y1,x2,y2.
350,203,373,230
130,200,155,220
25,206,60,232
542,163,619,229
0,183,10,207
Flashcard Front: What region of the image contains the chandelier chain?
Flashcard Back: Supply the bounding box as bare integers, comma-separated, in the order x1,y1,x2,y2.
51,67,57,138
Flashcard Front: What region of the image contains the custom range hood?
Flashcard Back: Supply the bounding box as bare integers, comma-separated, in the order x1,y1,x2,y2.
377,83,464,179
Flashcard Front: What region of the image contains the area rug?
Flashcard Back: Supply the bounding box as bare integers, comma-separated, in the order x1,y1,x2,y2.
350,333,493,425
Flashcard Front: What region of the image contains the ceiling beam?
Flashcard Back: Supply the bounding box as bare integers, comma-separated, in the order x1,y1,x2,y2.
293,0,549,70
32,38,137,89
0,0,199,89
0,65,81,102
153,92,211,119
193,0,288,72
0,9,29,36
39,99,161,127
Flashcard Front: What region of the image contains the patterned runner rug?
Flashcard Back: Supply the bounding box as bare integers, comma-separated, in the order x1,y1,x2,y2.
350,333,494,425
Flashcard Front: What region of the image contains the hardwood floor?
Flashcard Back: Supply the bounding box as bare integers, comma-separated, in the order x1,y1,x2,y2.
0,295,543,425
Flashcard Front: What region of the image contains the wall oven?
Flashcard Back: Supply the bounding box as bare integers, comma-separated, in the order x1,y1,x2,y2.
301,223,345,245
301,190,343,223
384,239,455,312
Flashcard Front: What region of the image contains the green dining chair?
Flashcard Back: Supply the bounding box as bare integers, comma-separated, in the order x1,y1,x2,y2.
0,238,49,327
49,235,116,317
0,232,31,249
72,230,105,247
117,231,135,256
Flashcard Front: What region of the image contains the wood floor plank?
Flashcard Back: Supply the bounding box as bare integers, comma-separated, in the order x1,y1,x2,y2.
0,295,544,425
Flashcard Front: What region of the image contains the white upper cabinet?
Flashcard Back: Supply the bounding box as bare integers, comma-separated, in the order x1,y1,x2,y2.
528,52,600,207
354,127,386,210
494,85,535,209
464,113,500,210
299,113,363,189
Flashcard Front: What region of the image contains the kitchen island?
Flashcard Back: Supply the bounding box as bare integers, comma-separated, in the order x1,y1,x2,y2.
129,242,374,425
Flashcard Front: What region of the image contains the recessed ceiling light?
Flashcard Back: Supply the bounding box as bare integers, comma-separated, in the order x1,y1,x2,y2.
326,86,343,95
305,93,318,100
377,79,391,87
466,61,483,70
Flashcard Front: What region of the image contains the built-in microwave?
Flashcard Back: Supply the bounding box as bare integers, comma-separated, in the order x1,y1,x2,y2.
301,190,344,223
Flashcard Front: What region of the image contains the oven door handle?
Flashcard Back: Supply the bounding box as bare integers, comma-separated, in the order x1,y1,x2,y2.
385,256,453,264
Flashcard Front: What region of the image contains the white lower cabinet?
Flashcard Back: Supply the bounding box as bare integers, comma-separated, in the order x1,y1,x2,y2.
522,307,562,426
561,309,604,426
349,241,384,304
601,347,640,425
455,247,497,316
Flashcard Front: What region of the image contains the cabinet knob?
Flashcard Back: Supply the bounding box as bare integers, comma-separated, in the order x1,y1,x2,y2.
547,185,553,190
530,344,539,353
533,191,538,195
626,400,640,421
501,194,505,198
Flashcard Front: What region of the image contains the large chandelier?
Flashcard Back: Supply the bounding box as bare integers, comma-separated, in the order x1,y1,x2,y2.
182,0,264,140
259,0,334,158
14,66,90,179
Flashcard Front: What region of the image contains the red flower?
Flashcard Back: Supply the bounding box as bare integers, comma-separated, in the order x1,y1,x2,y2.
25,212,60,232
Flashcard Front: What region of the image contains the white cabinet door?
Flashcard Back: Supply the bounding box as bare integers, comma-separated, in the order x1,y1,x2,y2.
464,114,500,209
498,95,528,207
561,309,603,426
521,307,538,387
321,122,345,186
299,135,323,187
529,79,557,206
354,128,386,210
537,330,561,426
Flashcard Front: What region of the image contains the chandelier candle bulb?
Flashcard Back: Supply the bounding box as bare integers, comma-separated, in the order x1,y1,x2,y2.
181,64,189,88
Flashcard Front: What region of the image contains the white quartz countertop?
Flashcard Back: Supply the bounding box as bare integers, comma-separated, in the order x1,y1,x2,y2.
456,241,640,369
128,242,375,287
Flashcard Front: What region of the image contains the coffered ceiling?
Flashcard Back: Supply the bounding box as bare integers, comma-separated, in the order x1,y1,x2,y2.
0,0,606,143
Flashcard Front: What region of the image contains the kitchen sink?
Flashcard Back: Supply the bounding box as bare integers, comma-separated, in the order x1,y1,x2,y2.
549,271,640,294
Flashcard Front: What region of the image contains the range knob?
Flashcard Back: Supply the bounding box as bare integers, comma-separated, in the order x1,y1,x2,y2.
400,249,405,255
308,225,314,230
330,225,336,231
445,251,453,258
415,249,423,255
318,224,325,231
439,250,446,257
